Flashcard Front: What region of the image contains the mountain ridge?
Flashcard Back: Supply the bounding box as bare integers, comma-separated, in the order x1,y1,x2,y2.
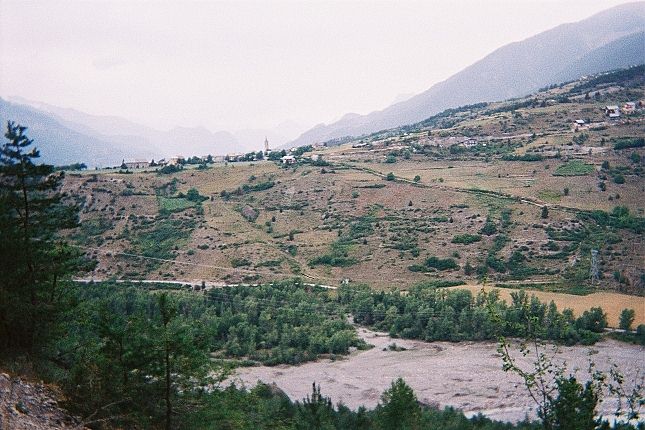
0,97,306,166
288,1,645,147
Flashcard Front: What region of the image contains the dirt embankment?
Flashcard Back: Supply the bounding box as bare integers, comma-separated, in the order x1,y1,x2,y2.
0,372,85,430
230,327,644,423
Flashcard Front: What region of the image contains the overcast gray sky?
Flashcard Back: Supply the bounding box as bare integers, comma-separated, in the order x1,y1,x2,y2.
0,0,637,132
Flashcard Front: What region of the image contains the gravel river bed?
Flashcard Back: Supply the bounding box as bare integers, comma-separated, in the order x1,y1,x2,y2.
230,326,644,423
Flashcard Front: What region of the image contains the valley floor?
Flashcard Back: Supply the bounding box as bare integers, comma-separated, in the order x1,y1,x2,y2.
230,326,644,423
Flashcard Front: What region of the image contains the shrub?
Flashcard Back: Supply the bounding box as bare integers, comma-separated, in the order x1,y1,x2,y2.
240,206,259,222
424,256,459,270
231,258,251,267
158,164,182,174
186,187,208,202
619,309,635,331
501,153,544,161
613,137,644,150
479,218,498,236
451,234,482,244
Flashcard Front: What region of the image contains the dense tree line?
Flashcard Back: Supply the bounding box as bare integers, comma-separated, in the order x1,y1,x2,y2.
204,282,366,364
186,378,641,430
51,285,218,428
340,284,609,345
186,379,542,430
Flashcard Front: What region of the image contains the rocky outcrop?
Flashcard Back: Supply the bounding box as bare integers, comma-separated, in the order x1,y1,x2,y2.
0,372,85,430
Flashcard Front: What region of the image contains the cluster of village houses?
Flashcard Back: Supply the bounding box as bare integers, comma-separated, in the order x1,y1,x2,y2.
572,101,643,131
119,101,643,170
603,101,642,118
119,137,313,170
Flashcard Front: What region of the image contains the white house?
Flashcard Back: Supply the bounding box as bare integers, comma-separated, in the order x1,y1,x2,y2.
281,155,297,165
124,160,150,169
605,105,620,119
168,156,185,165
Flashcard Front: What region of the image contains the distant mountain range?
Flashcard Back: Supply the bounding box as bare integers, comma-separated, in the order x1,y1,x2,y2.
0,97,307,167
288,2,645,147
1,2,643,165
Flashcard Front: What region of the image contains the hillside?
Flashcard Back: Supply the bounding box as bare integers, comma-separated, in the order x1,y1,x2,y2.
289,2,645,147
60,67,644,299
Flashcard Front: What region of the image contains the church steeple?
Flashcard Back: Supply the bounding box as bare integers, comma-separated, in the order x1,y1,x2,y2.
264,136,270,153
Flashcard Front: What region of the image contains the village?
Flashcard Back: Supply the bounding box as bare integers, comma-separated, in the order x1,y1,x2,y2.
116,136,312,171
115,99,643,173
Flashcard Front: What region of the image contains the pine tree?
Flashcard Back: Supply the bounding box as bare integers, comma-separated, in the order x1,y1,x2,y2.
295,383,334,430
0,121,79,351
377,378,420,430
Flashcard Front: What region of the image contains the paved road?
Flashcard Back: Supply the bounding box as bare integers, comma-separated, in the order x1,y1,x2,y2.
73,278,337,290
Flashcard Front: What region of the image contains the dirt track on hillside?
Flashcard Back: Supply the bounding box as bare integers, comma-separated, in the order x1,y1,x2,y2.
230,327,644,423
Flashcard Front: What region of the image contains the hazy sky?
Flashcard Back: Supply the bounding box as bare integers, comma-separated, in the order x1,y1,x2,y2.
0,0,637,132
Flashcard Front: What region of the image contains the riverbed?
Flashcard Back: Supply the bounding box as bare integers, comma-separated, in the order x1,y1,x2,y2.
229,327,644,423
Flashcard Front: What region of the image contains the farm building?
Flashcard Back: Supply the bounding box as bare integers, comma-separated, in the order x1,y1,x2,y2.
605,105,620,118
460,138,478,148
168,156,185,165
281,155,297,164
622,102,636,114
123,160,150,169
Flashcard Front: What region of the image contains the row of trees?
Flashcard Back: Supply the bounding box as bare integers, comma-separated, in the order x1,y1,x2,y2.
187,376,640,430
340,284,613,345
187,379,543,430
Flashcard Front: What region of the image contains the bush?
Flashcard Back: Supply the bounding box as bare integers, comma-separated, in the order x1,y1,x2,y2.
385,172,395,181
424,256,459,270
479,218,498,236
186,187,208,202
501,153,544,161
613,137,644,150
158,164,182,174
231,258,251,267
619,309,635,331
451,234,482,244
